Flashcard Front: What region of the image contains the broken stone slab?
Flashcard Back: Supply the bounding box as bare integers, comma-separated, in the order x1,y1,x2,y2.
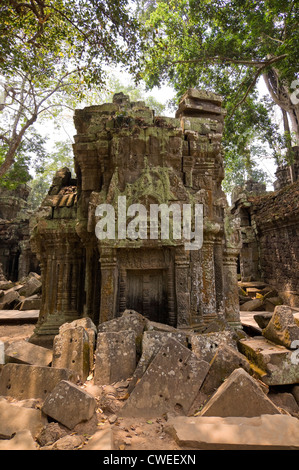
0,430,38,450
50,434,84,450
0,363,77,400
166,414,299,450
52,326,91,382
238,336,299,385
0,399,47,439
199,368,281,418
18,295,41,311
190,330,238,364
98,309,147,357
18,276,42,298
262,305,299,348
128,330,188,393
82,427,114,450
146,321,178,333
94,330,137,386
120,337,210,418
0,289,20,309
5,339,53,366
59,317,97,372
36,422,67,447
42,380,96,430
200,344,251,397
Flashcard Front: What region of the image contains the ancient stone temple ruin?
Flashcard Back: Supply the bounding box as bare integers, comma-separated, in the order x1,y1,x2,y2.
30,89,241,345
0,185,39,281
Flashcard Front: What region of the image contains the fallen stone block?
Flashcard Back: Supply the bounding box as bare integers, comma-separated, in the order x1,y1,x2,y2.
238,336,299,385
253,312,273,329
94,330,137,385
59,318,97,373
199,368,281,417
98,309,147,357
59,317,97,335
166,414,299,450
0,399,47,439
268,392,299,416
82,427,114,450
262,305,299,348
36,422,67,447
128,330,188,393
200,344,251,397
42,380,96,429
18,295,41,311
5,339,53,366
240,298,264,312
120,337,210,418
0,430,38,450
0,363,76,400
190,330,237,363
18,276,42,298
52,326,91,382
0,289,20,309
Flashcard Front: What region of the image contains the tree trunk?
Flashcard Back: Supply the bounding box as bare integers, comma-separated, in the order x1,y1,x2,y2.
263,68,299,146
0,113,37,179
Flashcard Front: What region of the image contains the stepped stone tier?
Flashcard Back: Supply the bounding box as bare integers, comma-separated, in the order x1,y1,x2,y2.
30,89,241,344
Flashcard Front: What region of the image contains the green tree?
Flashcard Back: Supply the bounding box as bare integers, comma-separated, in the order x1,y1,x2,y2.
0,0,141,178
137,0,299,187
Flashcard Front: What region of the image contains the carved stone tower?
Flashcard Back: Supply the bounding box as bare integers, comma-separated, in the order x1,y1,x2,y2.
30,89,241,345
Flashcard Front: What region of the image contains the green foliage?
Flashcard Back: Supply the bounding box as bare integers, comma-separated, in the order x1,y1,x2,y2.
27,140,74,210
137,0,299,192
0,130,47,189
0,0,143,179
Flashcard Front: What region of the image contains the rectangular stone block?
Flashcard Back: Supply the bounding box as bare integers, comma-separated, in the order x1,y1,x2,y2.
238,336,299,385
94,331,137,385
121,337,210,418
166,414,299,450
0,363,76,400
5,340,53,366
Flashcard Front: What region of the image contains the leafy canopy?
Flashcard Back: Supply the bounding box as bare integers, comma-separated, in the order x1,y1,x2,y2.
137,0,299,190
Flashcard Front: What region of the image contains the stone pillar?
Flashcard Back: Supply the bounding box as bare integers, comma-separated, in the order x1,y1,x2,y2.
99,247,118,323
175,248,191,328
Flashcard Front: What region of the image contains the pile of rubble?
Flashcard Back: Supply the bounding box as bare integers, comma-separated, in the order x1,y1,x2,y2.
0,308,299,450
238,280,283,313
0,272,42,311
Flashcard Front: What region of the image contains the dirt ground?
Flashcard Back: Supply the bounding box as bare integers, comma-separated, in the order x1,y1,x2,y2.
0,323,184,451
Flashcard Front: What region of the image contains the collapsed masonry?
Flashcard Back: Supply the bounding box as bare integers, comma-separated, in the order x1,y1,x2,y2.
231,155,299,308
29,89,242,346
